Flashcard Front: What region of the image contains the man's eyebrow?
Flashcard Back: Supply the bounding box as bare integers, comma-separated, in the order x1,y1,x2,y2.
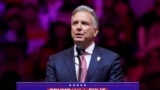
81,21,90,24
72,20,76,22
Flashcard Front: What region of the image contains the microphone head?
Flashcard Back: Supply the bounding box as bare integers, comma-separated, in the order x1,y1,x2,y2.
76,45,84,55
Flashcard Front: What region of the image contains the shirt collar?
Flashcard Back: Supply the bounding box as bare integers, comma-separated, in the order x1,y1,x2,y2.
74,42,95,56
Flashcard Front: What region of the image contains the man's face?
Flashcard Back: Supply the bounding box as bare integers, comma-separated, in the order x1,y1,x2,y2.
71,11,98,45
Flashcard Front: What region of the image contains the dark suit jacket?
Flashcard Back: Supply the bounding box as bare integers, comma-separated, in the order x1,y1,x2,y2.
45,45,124,82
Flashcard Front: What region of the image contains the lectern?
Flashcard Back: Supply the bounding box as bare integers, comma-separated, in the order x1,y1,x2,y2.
17,82,139,90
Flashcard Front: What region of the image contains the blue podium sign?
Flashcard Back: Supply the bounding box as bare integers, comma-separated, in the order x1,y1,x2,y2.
17,82,139,90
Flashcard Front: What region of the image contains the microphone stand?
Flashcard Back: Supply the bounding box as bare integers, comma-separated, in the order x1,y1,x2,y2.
76,46,84,82
77,55,82,82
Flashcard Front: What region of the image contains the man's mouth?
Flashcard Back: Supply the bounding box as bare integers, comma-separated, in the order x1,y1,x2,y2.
75,33,83,38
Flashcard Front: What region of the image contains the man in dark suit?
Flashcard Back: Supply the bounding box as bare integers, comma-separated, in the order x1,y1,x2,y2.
45,5,124,82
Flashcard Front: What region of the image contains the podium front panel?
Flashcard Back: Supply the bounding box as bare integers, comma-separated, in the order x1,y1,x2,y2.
17,82,139,90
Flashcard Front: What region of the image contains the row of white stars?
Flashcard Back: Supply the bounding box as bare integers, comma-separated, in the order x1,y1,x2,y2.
69,84,87,87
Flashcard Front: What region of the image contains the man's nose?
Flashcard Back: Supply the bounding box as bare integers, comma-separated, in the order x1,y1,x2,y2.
77,23,82,31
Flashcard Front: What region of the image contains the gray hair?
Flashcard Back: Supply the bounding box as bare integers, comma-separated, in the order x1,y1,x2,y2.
72,5,99,29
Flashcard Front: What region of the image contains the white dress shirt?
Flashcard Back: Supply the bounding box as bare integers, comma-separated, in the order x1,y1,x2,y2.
74,42,95,79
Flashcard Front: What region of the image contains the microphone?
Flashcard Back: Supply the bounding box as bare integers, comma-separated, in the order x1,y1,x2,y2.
76,45,85,56
76,45,84,82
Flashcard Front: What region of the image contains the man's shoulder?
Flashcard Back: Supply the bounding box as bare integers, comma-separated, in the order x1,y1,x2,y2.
96,46,119,56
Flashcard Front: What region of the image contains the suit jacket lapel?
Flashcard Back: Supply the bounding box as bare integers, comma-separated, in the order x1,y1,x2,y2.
85,45,102,82
64,47,77,82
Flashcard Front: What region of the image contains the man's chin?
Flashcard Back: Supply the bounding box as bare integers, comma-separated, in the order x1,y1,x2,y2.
74,38,85,42
74,39,85,44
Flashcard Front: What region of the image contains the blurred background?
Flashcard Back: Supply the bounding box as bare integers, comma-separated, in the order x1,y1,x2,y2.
0,0,160,90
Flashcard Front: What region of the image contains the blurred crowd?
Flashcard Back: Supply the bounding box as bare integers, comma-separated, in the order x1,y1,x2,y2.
0,0,160,90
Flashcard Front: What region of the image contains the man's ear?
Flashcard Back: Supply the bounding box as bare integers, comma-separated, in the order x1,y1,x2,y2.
94,28,99,37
